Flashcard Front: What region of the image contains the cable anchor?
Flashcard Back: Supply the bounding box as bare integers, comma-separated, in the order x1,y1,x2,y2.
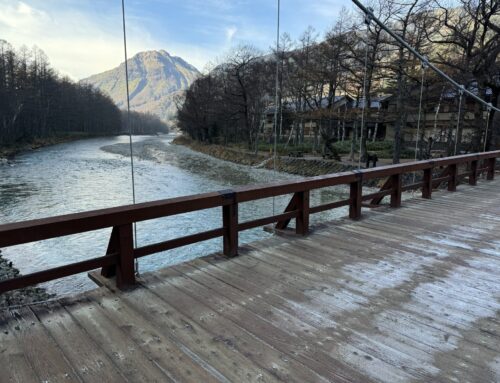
458,84,465,96
421,56,429,70
364,7,374,25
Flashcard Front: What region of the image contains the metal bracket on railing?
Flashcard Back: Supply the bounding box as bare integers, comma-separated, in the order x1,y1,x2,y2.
219,189,236,202
364,7,374,25
421,56,429,70
353,169,364,179
458,84,465,96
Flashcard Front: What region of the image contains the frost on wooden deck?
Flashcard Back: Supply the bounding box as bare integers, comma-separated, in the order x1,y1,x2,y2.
1,179,500,383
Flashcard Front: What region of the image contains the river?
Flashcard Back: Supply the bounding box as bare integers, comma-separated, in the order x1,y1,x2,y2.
0,134,351,296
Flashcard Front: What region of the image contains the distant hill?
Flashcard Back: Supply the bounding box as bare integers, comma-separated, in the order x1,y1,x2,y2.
81,50,200,123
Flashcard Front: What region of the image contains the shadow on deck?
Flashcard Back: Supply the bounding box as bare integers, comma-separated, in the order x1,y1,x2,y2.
1,180,500,382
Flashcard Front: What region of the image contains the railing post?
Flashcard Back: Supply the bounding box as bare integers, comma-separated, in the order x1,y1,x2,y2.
222,192,238,257
116,224,135,288
469,160,478,185
448,164,458,191
487,158,496,180
296,190,310,235
390,173,402,208
101,224,135,289
349,175,362,220
422,167,432,199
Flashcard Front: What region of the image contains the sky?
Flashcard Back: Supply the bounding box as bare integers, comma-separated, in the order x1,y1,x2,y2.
0,0,356,80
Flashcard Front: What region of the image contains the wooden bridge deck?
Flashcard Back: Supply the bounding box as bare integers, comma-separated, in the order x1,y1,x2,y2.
2,179,500,383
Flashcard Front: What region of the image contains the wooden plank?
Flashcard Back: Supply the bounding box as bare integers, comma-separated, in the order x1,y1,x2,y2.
102,284,281,383
254,237,500,333
309,199,350,214
142,268,374,383
5,306,81,382
31,301,129,383
85,292,226,383
198,254,448,382
0,191,229,248
238,243,500,378
0,311,39,383
0,253,116,294
134,228,224,258
169,262,468,381
62,295,205,383
239,210,297,232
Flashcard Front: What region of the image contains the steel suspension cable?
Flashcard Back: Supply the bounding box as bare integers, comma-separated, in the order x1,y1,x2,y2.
454,85,464,155
483,103,493,152
414,60,427,162
412,60,427,192
272,0,281,217
358,9,373,169
121,0,139,275
350,0,500,114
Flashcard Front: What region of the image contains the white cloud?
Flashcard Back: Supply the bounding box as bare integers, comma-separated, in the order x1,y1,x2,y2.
225,26,237,42
0,0,212,79
0,0,354,80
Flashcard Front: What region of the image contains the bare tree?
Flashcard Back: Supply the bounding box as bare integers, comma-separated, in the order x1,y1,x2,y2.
426,0,499,150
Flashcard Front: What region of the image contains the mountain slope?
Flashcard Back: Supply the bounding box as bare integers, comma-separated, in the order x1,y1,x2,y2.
82,50,199,123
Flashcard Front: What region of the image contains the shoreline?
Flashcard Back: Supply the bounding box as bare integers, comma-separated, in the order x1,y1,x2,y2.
0,250,54,308
171,136,412,186
171,136,360,175
0,133,119,161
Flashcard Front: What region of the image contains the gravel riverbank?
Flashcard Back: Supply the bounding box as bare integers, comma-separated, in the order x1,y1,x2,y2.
171,136,421,186
0,250,54,308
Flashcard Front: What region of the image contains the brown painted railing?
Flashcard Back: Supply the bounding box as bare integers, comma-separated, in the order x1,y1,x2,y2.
0,151,498,294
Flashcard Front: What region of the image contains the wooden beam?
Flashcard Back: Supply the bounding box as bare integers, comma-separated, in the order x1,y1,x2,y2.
349,177,362,220
295,191,310,235
448,164,458,192
370,177,392,205
422,168,432,199
390,173,402,208
469,160,478,186
487,158,496,180
275,193,299,230
116,224,135,289
222,193,238,257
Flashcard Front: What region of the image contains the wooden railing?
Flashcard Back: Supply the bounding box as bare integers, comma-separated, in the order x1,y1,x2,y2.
0,151,498,294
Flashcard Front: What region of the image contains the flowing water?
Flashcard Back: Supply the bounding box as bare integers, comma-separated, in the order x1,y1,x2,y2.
0,134,351,296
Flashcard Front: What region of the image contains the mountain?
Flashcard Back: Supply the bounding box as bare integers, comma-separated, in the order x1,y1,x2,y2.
81,50,200,123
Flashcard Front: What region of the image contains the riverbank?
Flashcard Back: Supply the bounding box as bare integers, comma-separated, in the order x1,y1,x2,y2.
172,136,361,175
0,133,115,161
172,135,268,166
0,250,54,308
171,136,426,187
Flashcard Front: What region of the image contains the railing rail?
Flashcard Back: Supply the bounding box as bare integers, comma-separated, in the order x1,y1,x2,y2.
0,150,499,294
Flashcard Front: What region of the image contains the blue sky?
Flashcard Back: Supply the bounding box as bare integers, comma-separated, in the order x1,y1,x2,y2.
0,0,355,79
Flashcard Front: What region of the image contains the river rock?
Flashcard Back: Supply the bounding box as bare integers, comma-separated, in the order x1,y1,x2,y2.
0,251,55,308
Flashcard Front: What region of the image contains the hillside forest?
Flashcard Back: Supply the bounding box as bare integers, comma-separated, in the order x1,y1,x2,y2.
0,40,168,151
176,0,499,163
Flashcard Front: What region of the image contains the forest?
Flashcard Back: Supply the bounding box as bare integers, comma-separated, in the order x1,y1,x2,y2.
176,0,499,163
0,40,168,151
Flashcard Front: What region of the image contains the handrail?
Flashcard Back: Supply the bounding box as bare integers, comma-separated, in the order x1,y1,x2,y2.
0,150,499,294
